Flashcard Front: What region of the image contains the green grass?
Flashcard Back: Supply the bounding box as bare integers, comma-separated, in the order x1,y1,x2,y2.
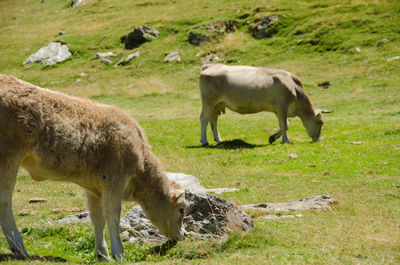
1,0,400,264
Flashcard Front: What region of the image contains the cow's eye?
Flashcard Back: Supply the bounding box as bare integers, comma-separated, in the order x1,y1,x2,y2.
179,208,185,214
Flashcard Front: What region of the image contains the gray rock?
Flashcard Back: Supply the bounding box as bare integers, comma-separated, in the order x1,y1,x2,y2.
387,56,400,62
70,0,84,7
166,172,239,194
164,52,181,62
239,195,337,212
262,214,303,220
58,212,90,223
114,52,140,67
188,32,211,46
121,25,160,49
250,15,279,39
201,54,223,64
23,42,72,66
94,52,117,59
100,58,113,65
120,191,254,244
204,20,237,34
377,38,388,46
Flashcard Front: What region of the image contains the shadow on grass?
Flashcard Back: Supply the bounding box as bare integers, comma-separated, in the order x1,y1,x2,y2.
147,240,177,256
186,139,267,150
0,254,67,262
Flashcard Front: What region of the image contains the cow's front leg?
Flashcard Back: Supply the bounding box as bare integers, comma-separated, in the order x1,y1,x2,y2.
200,108,210,146
102,191,124,261
85,191,110,262
0,160,28,259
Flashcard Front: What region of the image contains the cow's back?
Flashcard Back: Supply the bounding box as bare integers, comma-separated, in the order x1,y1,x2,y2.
0,74,144,183
200,65,297,114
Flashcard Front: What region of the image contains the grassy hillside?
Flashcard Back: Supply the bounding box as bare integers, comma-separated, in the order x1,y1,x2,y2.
1,0,400,264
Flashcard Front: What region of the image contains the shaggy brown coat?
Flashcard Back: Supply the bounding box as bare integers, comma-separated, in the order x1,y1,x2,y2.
0,75,185,261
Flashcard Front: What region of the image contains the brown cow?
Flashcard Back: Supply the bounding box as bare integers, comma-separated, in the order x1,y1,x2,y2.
199,64,326,145
0,75,186,261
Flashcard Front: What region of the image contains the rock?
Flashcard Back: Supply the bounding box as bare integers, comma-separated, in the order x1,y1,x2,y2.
352,141,364,145
250,15,279,39
23,42,72,66
288,153,298,159
114,51,140,67
355,47,361,53
164,52,181,62
387,56,400,62
59,31,66,35
239,195,337,212
58,212,90,223
100,58,113,65
29,198,47,204
201,53,223,64
318,81,331,89
204,21,237,34
166,172,207,193
121,25,160,49
188,32,211,46
377,38,388,46
70,0,84,7
166,172,239,194
94,52,117,59
120,191,254,244
262,213,303,220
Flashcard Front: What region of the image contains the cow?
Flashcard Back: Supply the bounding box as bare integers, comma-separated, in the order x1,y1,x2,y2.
0,75,186,261
199,64,327,146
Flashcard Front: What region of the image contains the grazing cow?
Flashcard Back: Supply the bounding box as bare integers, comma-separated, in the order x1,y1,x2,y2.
199,64,326,145
0,75,186,261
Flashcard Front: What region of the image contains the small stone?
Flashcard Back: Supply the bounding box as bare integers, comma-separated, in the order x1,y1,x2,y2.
323,172,331,176
121,25,160,49
164,52,181,62
78,72,87,77
100,58,113,65
94,52,117,59
352,141,364,145
387,56,400,62
59,31,66,35
288,153,298,158
355,47,361,53
377,38,388,46
29,198,47,203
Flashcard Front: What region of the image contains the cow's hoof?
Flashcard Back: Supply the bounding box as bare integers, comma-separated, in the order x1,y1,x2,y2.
269,135,276,144
201,143,210,148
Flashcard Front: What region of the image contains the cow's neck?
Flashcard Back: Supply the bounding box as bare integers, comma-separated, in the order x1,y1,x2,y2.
133,151,170,205
296,89,316,119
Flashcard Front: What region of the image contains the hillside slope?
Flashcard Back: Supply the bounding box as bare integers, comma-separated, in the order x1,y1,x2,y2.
0,0,399,264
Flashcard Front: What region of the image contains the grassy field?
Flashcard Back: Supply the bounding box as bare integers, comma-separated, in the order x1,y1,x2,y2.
1,0,400,264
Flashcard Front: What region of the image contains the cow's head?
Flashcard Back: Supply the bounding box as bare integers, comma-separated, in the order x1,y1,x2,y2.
141,186,186,241
303,109,324,142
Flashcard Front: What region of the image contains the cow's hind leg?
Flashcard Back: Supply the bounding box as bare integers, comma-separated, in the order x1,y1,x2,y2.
269,131,282,144
209,112,222,144
85,191,110,262
200,107,211,146
274,107,291,144
0,157,28,259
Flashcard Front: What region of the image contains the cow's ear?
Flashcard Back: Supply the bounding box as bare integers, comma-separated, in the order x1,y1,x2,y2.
315,109,322,120
170,189,185,205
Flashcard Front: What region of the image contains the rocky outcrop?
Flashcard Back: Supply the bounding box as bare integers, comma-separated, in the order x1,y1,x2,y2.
121,25,160,49
23,42,72,66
